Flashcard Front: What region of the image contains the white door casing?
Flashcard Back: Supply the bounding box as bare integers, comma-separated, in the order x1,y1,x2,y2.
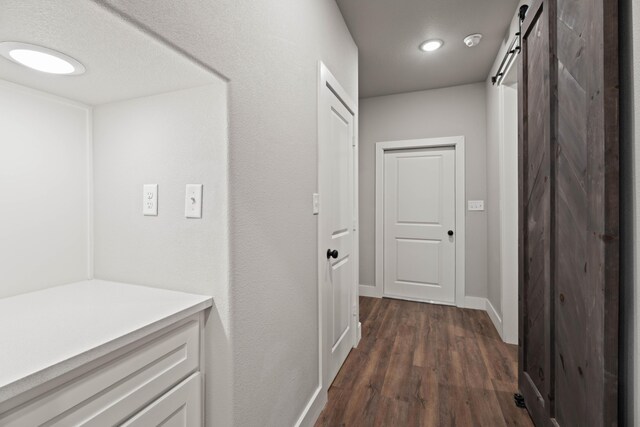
372,137,466,307
383,147,456,304
316,63,358,400
498,82,519,344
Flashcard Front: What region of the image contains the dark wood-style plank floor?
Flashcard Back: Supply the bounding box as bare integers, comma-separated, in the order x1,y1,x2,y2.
315,297,534,427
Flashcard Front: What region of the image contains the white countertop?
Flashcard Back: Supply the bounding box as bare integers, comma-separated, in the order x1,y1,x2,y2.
0,279,212,404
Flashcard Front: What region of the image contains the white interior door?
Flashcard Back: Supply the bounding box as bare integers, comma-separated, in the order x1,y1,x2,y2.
383,147,456,303
319,74,355,387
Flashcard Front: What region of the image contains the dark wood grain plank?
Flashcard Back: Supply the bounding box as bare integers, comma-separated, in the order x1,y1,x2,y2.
315,297,534,427
518,1,556,424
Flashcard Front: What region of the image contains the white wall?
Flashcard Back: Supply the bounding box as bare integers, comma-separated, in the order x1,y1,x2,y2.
0,81,90,298
93,85,227,294
358,83,488,298
92,1,358,426
92,83,230,425
485,78,502,315
499,83,519,342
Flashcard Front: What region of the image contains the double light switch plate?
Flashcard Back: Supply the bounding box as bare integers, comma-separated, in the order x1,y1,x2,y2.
467,200,485,211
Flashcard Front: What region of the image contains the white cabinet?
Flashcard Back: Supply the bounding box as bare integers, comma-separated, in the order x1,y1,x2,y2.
122,373,202,427
0,316,204,426
0,281,211,427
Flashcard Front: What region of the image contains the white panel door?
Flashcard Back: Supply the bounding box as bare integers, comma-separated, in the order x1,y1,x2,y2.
383,147,456,303
319,80,355,386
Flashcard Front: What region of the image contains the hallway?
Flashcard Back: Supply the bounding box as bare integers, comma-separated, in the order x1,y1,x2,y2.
315,297,534,426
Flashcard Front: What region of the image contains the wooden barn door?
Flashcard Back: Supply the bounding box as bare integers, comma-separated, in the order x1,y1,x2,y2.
518,0,619,425
518,1,553,423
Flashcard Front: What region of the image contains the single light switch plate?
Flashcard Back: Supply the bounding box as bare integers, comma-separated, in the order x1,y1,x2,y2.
312,193,320,215
468,200,485,211
185,184,203,218
143,184,158,216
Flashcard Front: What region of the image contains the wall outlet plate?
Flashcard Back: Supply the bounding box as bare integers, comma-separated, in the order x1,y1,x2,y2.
468,200,485,211
143,184,158,216
185,184,203,218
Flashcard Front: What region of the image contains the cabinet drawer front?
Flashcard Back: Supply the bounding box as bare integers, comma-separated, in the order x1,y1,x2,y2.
0,318,200,426
122,372,201,427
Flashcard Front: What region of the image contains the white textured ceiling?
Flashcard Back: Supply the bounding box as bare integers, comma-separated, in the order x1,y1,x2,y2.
0,0,216,105
336,0,520,98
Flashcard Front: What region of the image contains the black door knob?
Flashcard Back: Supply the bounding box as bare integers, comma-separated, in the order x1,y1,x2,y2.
448,230,454,236
327,249,339,259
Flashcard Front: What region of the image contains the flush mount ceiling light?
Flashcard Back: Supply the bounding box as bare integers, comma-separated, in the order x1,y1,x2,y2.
419,39,443,52
463,34,483,48
0,42,85,75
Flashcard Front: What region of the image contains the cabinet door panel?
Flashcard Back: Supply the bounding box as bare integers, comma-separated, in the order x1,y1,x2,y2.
122,373,202,427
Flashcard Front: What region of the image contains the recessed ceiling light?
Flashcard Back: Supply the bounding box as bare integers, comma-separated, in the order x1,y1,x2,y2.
419,39,443,52
463,34,483,48
0,42,85,75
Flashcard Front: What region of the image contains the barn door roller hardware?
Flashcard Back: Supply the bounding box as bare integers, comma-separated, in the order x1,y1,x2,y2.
491,4,530,85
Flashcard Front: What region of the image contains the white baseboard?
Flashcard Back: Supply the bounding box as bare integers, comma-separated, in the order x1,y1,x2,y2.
464,296,504,341
294,385,326,427
463,296,487,310
485,298,503,339
356,321,362,346
359,284,381,298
